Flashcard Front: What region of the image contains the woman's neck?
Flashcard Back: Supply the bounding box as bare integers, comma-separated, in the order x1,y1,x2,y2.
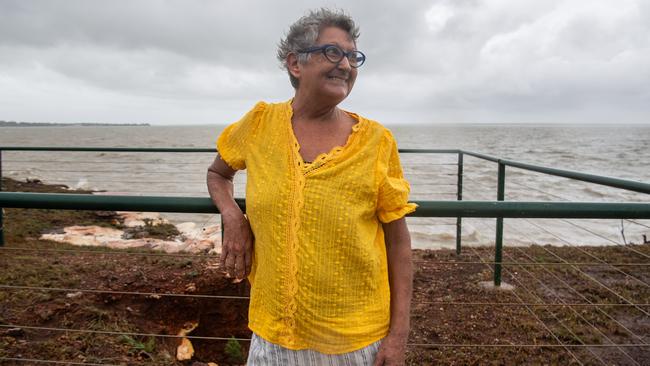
291,92,341,123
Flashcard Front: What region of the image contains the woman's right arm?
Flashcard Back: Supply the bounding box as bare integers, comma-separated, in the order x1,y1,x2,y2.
206,154,254,280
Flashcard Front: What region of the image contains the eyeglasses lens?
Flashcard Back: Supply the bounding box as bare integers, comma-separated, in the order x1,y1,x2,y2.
324,46,343,62
349,52,364,67
322,45,365,67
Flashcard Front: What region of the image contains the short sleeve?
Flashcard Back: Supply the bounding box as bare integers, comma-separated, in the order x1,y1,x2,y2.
216,101,266,170
376,130,418,223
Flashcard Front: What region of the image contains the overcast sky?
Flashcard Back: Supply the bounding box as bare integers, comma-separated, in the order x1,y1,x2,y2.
1,0,649,125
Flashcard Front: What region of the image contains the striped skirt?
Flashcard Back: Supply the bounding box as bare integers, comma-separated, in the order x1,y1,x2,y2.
246,333,383,366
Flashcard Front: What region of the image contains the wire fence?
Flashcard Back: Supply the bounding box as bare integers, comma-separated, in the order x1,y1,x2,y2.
1,148,649,364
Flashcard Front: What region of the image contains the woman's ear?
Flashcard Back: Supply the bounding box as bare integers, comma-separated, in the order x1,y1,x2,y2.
287,53,301,79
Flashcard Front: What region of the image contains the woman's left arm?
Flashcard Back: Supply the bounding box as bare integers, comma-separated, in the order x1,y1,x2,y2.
374,217,412,366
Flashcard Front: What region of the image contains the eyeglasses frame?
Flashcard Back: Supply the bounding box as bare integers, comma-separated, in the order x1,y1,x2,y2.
297,44,366,68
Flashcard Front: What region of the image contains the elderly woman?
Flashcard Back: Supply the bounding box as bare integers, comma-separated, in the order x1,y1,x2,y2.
207,8,416,366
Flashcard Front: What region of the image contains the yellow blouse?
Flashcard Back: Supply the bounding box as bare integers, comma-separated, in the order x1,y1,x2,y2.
216,100,417,354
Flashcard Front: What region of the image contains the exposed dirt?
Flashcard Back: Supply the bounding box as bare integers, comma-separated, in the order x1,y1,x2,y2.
1,177,649,365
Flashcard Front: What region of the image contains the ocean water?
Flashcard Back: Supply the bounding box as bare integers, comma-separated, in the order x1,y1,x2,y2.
1,124,649,249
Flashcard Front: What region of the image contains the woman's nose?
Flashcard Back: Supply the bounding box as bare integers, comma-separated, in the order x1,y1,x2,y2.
337,55,352,70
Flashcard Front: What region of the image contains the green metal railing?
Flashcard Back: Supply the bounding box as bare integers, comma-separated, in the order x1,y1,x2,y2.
1,146,649,287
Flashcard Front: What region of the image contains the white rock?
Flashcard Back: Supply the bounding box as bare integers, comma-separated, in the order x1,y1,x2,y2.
117,212,168,227
39,213,222,254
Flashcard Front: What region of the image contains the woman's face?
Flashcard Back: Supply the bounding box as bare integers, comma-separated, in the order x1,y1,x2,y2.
296,27,358,103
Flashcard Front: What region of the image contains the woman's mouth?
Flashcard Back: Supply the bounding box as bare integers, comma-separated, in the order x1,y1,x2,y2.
327,75,347,82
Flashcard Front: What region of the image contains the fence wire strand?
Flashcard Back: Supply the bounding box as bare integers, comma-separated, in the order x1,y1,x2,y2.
521,219,650,288
466,246,584,364
469,219,649,355
2,246,648,267
0,358,121,366
3,284,648,308
494,220,650,344
503,249,642,365
501,252,611,365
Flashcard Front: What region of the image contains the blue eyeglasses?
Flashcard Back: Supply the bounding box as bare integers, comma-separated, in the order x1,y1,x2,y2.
298,44,366,68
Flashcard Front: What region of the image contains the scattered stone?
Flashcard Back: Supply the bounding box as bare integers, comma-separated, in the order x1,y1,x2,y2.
66,291,83,299
36,308,55,321
119,212,168,228
4,328,24,337
185,283,197,293
478,281,515,291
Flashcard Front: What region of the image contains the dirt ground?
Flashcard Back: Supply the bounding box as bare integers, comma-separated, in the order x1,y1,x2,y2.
1,177,649,365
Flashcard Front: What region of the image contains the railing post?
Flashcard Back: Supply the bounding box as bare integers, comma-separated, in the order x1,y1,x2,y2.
456,152,463,255
494,161,506,286
0,149,4,246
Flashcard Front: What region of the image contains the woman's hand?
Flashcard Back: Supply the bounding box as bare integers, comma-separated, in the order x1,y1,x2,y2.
373,332,407,366
375,217,413,366
220,211,254,280
207,154,253,280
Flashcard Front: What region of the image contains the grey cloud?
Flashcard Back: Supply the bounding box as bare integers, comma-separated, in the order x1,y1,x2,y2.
0,0,648,124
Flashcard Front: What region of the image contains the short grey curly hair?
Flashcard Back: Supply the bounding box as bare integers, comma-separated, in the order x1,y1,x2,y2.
277,8,360,89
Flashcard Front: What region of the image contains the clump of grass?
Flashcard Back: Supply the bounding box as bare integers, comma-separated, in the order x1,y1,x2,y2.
178,260,193,269
119,335,156,355
184,270,199,279
224,336,245,364
83,305,111,330
142,218,180,240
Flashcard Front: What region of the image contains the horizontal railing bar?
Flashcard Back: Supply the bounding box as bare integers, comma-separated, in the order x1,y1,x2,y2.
2,192,650,218
461,149,650,194
6,169,209,174
3,159,211,165
406,183,457,186
461,150,500,163
399,148,461,154
0,147,217,153
0,146,459,154
22,179,216,185
505,160,650,195
0,192,239,212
